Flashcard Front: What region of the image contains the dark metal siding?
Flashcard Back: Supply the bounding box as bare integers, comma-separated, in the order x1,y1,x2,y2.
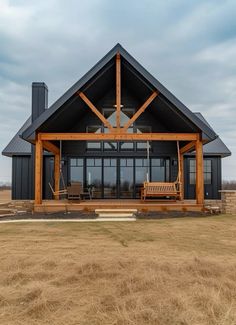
12,155,53,200
12,156,33,200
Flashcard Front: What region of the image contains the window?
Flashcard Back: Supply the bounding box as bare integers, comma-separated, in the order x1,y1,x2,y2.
204,159,212,185
70,158,83,183
86,108,152,152
86,158,102,198
135,159,148,183
151,158,166,182
189,159,196,185
103,108,134,127
104,158,117,198
189,159,212,185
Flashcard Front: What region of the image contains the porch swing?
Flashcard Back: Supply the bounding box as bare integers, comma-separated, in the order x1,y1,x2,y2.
48,141,68,198
141,141,182,201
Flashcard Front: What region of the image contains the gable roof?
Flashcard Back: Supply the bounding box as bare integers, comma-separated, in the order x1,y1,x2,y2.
22,43,217,141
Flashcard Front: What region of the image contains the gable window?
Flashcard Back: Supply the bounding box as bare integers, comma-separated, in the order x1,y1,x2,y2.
189,159,212,185
86,108,152,152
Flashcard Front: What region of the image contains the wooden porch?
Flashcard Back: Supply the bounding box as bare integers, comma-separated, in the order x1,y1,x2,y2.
34,199,204,213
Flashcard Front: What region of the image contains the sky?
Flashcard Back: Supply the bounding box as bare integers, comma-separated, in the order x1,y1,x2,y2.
0,0,235,183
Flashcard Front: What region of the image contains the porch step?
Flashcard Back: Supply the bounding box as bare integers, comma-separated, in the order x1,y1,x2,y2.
96,218,136,222
95,209,137,220
98,213,134,218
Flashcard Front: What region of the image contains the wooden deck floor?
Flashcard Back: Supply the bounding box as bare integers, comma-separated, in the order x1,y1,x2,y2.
34,199,204,213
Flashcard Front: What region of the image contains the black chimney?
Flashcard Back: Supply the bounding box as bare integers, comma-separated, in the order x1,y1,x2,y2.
31,82,48,122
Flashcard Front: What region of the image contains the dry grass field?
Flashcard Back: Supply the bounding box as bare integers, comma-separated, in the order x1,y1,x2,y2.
0,189,11,203
0,215,236,324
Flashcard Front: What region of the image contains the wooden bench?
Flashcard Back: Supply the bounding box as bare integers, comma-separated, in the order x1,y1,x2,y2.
67,182,92,200
141,181,180,201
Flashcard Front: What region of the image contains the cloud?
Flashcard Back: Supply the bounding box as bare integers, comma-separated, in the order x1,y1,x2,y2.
0,0,235,182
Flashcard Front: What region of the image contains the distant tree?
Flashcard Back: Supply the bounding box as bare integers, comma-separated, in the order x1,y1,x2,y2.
222,180,236,190
0,185,11,191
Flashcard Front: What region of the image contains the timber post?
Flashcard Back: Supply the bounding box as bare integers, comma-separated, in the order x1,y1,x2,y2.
54,153,60,200
116,52,121,129
179,153,184,200
196,134,204,205
35,134,43,205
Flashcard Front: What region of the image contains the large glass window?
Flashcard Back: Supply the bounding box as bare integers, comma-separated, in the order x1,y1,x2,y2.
151,158,169,182
135,158,148,197
70,158,83,183
103,108,116,127
103,158,117,198
69,157,172,199
189,159,212,185
86,108,152,152
120,158,134,198
86,158,102,198
204,159,212,185
103,108,134,127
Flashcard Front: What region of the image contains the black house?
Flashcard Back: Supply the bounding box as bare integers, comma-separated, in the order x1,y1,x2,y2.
2,44,231,206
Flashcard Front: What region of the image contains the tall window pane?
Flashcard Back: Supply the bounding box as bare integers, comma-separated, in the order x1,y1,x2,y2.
188,159,212,185
135,158,148,198
86,158,102,198
120,159,134,198
104,158,117,198
70,158,83,183
151,158,165,182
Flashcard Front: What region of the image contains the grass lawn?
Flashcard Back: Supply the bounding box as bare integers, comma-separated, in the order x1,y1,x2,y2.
0,215,236,324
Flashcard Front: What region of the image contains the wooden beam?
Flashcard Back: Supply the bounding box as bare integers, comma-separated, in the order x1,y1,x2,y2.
40,132,198,141
179,153,184,200
180,141,196,154
123,91,158,131
43,141,60,155
195,135,204,205
116,53,121,129
54,154,60,200
78,92,114,132
35,135,43,205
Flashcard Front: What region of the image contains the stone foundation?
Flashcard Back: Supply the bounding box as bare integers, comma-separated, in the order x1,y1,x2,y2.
205,199,222,211
219,190,236,214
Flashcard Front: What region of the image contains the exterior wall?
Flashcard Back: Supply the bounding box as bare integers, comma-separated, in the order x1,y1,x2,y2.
12,155,53,200
184,156,221,200
12,156,33,200
220,191,236,214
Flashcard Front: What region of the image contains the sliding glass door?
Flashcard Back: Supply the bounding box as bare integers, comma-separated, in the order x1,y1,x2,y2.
103,158,117,198
86,158,102,198
120,159,134,198
69,157,170,199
